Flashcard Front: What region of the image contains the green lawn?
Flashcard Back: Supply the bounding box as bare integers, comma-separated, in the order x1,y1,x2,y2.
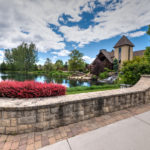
67,84,120,95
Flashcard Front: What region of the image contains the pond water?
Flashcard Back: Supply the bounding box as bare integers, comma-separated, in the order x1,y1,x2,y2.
0,72,99,88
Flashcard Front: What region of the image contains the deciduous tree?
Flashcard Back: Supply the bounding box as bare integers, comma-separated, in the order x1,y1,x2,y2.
68,50,85,72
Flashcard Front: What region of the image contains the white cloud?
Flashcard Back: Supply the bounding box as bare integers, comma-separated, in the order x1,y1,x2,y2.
60,0,150,47
0,0,96,52
52,50,71,57
83,56,94,63
51,56,58,63
0,0,149,55
126,31,146,38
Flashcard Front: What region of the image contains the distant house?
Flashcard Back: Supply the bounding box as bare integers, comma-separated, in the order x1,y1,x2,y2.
90,35,145,75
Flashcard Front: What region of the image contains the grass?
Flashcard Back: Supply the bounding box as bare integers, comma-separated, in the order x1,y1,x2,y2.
67,84,120,95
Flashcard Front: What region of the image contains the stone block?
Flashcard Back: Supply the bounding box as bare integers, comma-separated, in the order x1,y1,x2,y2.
0,127,5,134
2,111,17,119
0,119,10,127
6,127,17,134
18,116,36,124
11,118,17,127
51,107,59,114
35,121,49,131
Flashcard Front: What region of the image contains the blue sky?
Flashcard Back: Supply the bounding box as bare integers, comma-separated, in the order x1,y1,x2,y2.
0,0,150,64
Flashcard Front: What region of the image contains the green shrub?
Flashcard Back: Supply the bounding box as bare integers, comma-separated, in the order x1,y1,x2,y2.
48,71,71,78
120,57,150,85
99,71,109,79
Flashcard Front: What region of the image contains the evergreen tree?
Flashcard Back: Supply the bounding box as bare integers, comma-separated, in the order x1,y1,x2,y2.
113,58,119,72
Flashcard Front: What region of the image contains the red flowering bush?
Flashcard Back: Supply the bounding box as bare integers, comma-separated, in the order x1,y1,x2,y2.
0,81,66,98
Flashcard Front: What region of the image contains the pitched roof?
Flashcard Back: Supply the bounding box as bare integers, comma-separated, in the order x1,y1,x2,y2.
100,49,113,63
133,50,145,57
114,35,134,48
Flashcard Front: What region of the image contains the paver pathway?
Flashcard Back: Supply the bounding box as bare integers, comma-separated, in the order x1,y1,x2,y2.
0,103,150,150
40,110,150,150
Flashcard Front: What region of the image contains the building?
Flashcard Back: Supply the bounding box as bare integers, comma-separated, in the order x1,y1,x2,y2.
90,35,145,75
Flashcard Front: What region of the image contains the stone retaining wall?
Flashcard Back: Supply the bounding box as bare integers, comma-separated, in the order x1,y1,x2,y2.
0,75,150,135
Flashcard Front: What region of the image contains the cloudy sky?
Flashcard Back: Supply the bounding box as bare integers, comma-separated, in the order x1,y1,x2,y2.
0,0,150,64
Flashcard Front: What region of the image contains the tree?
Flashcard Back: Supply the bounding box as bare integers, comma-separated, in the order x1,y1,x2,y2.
68,50,85,72
0,62,7,71
144,25,150,63
44,58,54,72
113,58,119,72
147,25,150,35
144,47,150,63
120,57,150,85
4,43,38,73
64,62,68,71
55,60,63,70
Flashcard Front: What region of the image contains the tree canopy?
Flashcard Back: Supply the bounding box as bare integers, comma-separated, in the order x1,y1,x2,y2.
147,25,150,35
68,49,85,72
4,43,38,73
44,58,54,72
55,60,63,70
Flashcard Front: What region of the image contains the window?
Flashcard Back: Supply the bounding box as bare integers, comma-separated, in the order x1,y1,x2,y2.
119,47,121,63
128,47,130,60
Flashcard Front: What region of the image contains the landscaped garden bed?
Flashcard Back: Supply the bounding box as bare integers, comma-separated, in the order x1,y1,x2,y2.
0,81,66,98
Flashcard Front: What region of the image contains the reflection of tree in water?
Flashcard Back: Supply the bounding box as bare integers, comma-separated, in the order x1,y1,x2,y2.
69,80,86,87
44,76,53,83
1,73,38,81
0,72,100,87
54,78,63,84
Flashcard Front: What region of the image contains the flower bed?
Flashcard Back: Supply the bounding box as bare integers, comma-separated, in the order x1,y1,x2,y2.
0,81,66,98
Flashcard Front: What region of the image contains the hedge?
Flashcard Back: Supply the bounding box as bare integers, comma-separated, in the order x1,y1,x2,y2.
0,81,66,98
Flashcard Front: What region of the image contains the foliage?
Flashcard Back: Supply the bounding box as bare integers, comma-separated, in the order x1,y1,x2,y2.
99,68,112,79
0,81,66,98
67,84,120,95
99,71,109,79
92,75,98,80
68,49,85,72
113,58,119,72
0,62,7,71
48,71,71,78
55,60,63,70
120,57,150,85
144,47,150,63
44,58,54,72
147,25,150,35
64,62,68,71
4,43,38,73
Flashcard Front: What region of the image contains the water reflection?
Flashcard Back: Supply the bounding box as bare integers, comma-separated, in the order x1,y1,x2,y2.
0,72,98,88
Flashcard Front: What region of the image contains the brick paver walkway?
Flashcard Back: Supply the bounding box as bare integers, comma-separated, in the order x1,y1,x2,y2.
0,103,150,150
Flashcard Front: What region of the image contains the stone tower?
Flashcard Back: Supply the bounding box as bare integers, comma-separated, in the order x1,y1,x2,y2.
114,35,134,65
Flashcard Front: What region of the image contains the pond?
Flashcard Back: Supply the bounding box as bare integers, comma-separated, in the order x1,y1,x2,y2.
0,72,100,88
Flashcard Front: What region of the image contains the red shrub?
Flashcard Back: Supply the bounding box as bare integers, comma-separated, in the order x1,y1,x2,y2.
0,81,66,98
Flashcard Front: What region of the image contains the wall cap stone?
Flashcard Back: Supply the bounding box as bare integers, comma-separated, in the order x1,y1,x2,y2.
0,75,150,111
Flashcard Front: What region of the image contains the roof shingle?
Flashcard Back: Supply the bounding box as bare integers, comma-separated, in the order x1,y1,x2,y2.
114,35,134,48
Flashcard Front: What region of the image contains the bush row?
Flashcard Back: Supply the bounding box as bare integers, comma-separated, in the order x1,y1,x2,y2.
0,81,66,98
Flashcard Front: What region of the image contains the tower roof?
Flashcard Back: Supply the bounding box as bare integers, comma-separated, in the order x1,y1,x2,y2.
114,35,134,48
